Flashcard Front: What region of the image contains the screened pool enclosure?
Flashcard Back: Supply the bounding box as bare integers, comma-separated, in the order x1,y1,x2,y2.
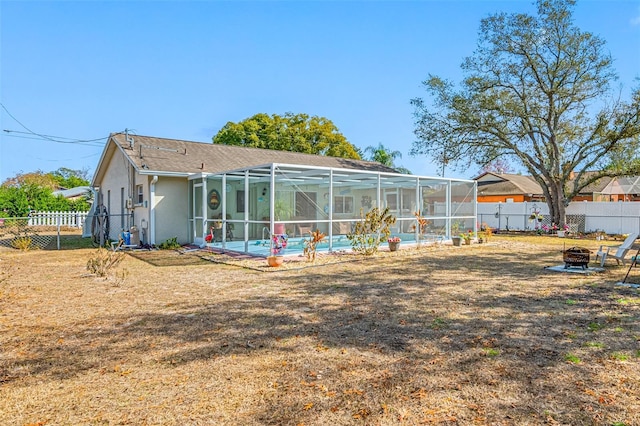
188,163,477,256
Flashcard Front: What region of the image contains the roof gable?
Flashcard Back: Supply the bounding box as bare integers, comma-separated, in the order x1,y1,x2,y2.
475,173,543,196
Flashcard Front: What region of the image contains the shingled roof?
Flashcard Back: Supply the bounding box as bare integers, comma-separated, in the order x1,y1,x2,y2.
567,172,613,194
93,133,397,184
475,172,543,197
475,171,625,199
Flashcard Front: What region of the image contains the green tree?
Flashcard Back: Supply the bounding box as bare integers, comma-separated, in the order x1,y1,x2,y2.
0,169,91,217
51,167,90,189
213,112,362,159
411,0,640,225
364,143,402,167
2,170,57,190
0,186,29,217
363,143,412,174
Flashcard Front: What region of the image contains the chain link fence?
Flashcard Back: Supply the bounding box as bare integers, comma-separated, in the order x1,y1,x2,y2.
0,217,58,249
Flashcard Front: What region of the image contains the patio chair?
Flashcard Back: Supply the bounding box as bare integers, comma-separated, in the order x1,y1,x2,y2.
596,233,638,267
332,221,352,236
292,217,315,237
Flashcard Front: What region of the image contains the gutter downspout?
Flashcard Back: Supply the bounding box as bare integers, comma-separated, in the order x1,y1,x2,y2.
150,175,158,245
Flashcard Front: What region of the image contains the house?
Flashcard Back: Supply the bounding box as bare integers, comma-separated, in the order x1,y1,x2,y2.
592,176,640,202
566,171,615,202
475,172,545,202
91,133,477,255
475,172,640,203
52,186,92,201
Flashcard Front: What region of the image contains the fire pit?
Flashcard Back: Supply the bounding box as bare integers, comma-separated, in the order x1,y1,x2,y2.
563,247,591,269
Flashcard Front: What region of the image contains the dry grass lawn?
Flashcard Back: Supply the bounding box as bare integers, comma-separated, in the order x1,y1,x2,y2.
1,235,639,425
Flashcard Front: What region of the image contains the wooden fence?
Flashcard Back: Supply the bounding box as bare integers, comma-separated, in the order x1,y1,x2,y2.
27,211,89,228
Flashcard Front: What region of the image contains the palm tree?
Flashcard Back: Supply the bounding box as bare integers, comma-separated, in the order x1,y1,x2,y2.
364,143,402,168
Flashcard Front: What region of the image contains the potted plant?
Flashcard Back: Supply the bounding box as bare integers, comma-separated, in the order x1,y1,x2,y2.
451,221,462,246
388,236,401,252
461,230,473,245
273,199,292,234
267,233,288,267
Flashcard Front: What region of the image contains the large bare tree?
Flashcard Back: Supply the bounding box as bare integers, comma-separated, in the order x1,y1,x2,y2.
411,0,640,225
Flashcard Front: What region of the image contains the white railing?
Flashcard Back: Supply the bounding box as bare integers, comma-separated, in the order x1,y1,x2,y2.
28,211,89,228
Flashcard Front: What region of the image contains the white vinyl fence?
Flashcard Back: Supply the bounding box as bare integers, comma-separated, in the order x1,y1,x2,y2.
27,211,89,228
478,201,640,235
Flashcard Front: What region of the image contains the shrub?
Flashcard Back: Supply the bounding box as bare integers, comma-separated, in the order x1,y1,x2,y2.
158,237,181,250
411,211,429,237
11,236,34,251
303,229,326,262
347,207,396,255
481,222,493,241
86,248,125,277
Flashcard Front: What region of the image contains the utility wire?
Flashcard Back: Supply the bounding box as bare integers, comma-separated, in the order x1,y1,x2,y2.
3,133,105,147
3,129,107,143
1,103,110,144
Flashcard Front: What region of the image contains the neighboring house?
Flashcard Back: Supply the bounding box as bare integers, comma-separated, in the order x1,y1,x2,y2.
475,172,640,203
52,186,92,201
565,171,615,202
593,176,640,202
91,133,477,255
475,172,545,203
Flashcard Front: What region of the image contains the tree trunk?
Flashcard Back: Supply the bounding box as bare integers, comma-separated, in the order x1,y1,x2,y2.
546,181,567,226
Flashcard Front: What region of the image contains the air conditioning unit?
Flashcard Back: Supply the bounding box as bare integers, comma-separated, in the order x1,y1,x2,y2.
126,198,133,209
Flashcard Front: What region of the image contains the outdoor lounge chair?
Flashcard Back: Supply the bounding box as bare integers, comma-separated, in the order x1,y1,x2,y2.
293,218,315,238
596,233,638,267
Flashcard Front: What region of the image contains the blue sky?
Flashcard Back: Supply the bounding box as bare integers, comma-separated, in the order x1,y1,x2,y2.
1,0,639,183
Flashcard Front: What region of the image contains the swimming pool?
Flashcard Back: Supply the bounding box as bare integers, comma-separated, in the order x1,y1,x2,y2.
205,233,446,257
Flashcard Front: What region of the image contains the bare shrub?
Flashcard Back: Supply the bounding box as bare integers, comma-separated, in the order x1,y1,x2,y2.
86,248,125,277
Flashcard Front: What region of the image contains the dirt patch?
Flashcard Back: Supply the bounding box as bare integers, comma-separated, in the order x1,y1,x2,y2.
128,249,212,267
1,235,639,425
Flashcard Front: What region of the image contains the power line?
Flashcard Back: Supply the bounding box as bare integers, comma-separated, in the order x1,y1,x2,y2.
0,103,110,144
4,129,107,146
3,129,107,143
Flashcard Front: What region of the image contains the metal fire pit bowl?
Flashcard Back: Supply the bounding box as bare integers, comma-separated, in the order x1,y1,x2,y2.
563,247,591,269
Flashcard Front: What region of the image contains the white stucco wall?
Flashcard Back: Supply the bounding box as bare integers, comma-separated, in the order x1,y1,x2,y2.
154,177,189,245
131,175,150,245
98,148,132,241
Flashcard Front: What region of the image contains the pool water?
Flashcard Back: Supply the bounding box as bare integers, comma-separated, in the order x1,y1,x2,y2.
206,233,446,257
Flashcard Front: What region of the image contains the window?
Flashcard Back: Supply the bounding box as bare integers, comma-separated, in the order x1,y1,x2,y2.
136,184,143,205
334,195,354,214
